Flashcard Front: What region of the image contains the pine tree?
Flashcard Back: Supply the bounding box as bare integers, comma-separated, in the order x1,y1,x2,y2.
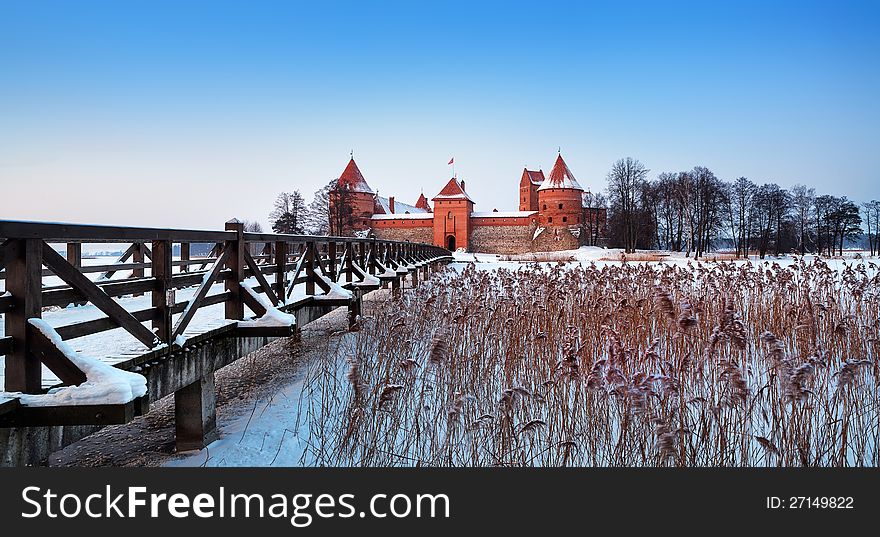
269,191,306,234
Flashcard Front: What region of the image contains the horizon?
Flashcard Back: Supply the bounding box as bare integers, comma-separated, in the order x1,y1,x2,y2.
1,0,878,231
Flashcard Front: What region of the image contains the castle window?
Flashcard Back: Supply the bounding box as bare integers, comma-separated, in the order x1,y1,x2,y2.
447,211,453,219
548,217,553,223
562,217,567,223
558,203,563,209
543,204,547,210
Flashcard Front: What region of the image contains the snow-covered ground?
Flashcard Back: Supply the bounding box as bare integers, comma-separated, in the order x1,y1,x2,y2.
451,246,874,273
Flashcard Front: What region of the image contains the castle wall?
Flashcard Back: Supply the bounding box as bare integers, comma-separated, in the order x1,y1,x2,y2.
532,225,582,251
469,222,537,254
371,222,433,244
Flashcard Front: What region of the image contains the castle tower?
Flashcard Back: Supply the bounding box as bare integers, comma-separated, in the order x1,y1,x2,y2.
519,168,545,211
537,153,584,227
329,157,376,235
432,177,474,251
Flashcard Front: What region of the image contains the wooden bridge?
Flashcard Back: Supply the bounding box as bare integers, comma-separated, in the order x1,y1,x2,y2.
0,219,451,465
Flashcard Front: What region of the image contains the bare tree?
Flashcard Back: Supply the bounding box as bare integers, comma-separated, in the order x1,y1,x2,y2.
582,191,607,246
606,157,650,253
862,200,880,256
753,184,790,258
303,180,336,235
790,184,816,254
724,177,756,258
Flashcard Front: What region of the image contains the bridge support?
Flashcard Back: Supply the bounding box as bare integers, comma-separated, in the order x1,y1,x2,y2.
348,290,362,330
174,374,218,452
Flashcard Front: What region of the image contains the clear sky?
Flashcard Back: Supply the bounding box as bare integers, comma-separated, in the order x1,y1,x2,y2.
1,0,878,231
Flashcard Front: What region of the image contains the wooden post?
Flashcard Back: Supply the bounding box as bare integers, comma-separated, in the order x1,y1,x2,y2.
132,242,145,297
4,239,42,393
348,290,361,331
152,240,173,344
345,241,354,283
328,241,337,282
305,241,316,295
368,239,377,275
225,220,245,320
275,241,287,300
66,242,86,306
174,373,218,451
358,241,366,269
180,242,190,273
66,243,81,268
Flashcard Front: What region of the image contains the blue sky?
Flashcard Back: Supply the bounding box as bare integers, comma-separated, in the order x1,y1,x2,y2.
1,0,878,229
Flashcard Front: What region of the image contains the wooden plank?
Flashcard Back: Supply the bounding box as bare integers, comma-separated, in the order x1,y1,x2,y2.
0,220,231,243
41,242,160,349
55,307,159,340
98,242,138,280
0,399,138,427
240,286,268,318
171,246,231,341
286,250,308,298
243,248,279,306
234,324,296,338
0,396,20,417
4,238,43,393
27,323,87,386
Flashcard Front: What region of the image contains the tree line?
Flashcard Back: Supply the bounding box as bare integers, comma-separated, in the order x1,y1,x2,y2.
267,179,337,235
605,157,876,257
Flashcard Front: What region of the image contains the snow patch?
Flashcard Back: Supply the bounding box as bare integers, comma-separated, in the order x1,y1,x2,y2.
2,319,148,407
240,282,296,326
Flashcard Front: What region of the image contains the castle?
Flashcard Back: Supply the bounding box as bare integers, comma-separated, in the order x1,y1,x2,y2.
328,153,606,254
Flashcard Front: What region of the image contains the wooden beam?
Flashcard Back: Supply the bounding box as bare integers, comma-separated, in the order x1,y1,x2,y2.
286,250,307,298
233,323,296,338
41,242,160,349
243,248,279,306
98,242,138,280
241,286,268,318
171,246,230,341
27,323,87,385
0,220,230,243
0,398,140,427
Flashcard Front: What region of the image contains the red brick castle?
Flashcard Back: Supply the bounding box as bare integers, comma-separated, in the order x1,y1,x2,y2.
329,153,606,253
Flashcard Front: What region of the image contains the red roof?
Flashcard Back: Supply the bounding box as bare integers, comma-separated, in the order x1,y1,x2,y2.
432,177,474,202
522,168,545,186
335,158,374,194
537,154,583,191
415,193,432,212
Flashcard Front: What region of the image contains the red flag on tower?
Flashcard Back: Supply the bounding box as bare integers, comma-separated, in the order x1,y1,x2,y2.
448,157,454,165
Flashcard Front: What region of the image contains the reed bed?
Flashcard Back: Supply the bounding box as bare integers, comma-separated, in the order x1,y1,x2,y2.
297,258,880,467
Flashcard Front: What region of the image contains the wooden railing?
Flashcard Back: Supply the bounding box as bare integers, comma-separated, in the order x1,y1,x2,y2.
0,219,452,395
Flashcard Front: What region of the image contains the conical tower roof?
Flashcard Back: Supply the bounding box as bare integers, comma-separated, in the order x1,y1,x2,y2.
336,158,374,194
537,154,583,192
